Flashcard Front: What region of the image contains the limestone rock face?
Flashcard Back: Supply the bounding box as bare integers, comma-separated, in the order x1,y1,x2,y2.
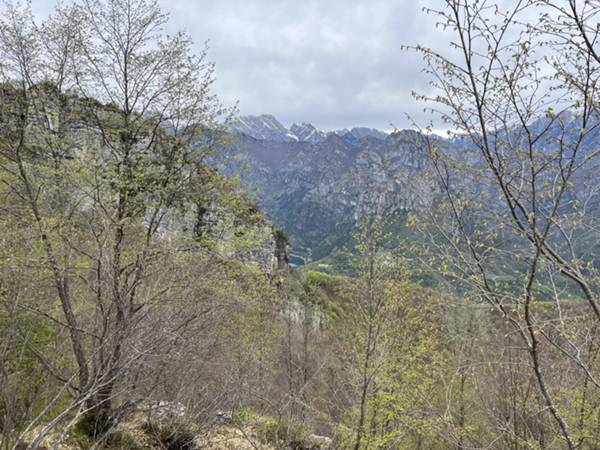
1,84,286,273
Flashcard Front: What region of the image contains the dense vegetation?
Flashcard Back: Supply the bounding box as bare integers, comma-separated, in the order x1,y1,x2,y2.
1,0,600,449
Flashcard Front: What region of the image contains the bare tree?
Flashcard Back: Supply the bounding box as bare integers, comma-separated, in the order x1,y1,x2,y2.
0,0,232,444
413,0,600,447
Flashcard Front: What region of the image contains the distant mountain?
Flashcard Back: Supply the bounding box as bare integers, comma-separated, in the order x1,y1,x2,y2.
230,114,389,145
230,114,299,142
220,115,432,262
335,127,389,141
218,112,600,280
290,122,327,143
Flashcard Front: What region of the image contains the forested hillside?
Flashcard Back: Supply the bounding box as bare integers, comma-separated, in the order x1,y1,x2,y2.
1,1,600,450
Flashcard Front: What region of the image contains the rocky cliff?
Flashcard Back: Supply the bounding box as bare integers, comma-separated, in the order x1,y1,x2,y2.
1,84,286,273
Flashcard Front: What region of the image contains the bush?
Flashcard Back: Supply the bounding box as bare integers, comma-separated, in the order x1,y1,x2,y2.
303,270,336,287
231,407,254,425
258,416,311,448
144,417,198,450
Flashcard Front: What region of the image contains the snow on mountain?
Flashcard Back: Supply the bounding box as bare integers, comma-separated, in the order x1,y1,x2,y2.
231,114,388,144
230,114,299,142
290,122,327,143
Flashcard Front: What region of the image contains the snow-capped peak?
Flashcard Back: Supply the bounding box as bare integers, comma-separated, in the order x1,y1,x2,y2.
290,122,327,143
230,114,388,144
230,114,298,142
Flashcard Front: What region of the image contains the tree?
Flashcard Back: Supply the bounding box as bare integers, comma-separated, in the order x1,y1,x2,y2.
0,0,232,444
413,0,600,447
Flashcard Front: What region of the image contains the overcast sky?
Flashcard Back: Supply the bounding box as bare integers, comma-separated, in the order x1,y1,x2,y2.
26,0,448,130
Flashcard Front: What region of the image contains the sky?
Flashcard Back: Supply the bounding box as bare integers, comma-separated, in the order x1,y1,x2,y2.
25,0,450,131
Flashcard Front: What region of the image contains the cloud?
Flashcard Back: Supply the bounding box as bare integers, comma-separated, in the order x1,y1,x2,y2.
160,0,450,130
23,0,452,130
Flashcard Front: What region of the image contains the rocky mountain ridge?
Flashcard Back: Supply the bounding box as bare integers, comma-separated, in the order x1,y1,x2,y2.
221,115,435,261
230,114,388,144
1,84,287,273
221,112,600,266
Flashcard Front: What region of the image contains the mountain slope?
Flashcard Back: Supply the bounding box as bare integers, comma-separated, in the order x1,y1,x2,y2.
220,117,434,261
221,112,600,272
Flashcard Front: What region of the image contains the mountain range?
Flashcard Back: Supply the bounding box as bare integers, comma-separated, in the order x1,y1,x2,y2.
219,112,600,273
230,114,388,144
220,115,434,264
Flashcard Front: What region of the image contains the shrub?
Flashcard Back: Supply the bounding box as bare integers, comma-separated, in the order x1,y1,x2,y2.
144,417,198,450
258,416,311,448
